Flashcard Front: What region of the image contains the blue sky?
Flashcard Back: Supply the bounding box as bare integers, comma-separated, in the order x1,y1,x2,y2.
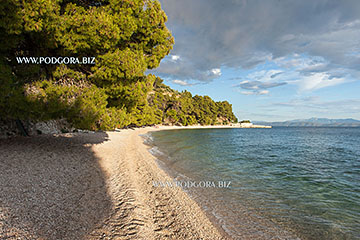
151,0,360,121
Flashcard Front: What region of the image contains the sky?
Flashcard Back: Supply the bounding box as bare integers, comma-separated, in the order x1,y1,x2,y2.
151,0,360,121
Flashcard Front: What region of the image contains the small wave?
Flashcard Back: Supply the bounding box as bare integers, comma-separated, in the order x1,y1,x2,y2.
140,133,154,145
148,146,165,157
211,209,232,235
174,172,191,181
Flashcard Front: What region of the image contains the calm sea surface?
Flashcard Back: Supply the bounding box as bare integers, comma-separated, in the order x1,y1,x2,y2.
146,127,360,240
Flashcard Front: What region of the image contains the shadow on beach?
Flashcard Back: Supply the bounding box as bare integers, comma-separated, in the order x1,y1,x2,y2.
0,132,111,239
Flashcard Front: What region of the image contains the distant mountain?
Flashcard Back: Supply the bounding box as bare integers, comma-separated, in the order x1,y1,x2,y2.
254,118,360,127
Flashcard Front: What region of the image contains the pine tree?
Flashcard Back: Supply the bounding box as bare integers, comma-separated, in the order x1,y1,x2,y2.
0,0,174,129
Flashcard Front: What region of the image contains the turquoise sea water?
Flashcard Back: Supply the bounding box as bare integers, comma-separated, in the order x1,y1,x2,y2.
147,127,360,240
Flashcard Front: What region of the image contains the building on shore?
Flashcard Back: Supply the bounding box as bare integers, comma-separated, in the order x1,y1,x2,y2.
239,120,253,128
238,120,271,128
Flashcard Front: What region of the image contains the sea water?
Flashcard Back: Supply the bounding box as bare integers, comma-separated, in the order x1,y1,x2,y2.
147,127,360,240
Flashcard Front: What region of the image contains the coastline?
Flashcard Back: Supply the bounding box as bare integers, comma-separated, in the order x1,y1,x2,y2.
99,126,232,239
0,126,231,239
131,123,271,131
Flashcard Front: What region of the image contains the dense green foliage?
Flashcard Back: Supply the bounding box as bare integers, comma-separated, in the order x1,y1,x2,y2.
0,0,237,130
149,78,237,126
240,120,251,123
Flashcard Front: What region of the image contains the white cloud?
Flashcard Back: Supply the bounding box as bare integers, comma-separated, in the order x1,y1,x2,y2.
172,79,192,86
171,55,180,61
297,73,346,91
259,90,269,95
210,68,221,76
247,69,284,82
240,90,269,95
240,91,255,95
244,57,350,92
234,70,287,94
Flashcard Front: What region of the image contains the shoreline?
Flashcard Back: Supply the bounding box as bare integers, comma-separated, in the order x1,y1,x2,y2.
0,126,231,239
141,127,236,238
127,126,232,239
135,123,272,131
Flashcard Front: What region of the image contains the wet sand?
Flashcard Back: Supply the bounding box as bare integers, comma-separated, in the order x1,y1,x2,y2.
0,126,230,239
